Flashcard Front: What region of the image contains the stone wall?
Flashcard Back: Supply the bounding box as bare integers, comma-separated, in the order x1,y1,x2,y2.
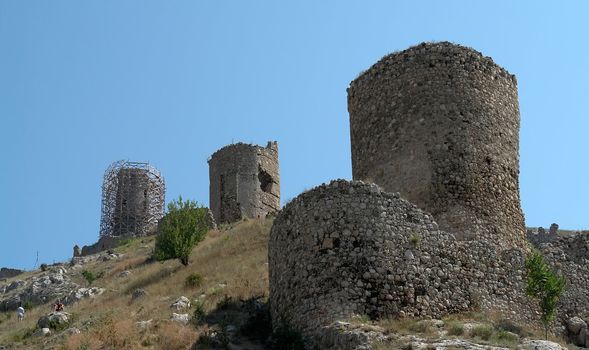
208,141,280,224
269,180,534,346
348,42,525,249
538,234,589,321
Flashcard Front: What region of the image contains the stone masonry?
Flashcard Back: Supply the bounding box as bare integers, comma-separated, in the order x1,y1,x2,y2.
208,142,280,224
269,42,589,348
269,180,535,347
348,42,525,249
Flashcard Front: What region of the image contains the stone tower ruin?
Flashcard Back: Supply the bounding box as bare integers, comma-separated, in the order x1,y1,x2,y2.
208,141,280,224
99,160,165,237
348,42,525,248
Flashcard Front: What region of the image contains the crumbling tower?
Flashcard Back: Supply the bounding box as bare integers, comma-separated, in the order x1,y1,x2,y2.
348,42,525,248
208,141,280,224
99,160,165,237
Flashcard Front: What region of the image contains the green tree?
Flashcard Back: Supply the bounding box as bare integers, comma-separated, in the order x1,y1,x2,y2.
154,196,209,266
524,249,566,339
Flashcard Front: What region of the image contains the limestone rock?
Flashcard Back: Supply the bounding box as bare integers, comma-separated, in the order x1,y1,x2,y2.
64,287,105,304
32,328,51,337
566,316,587,335
518,340,567,350
170,296,191,310
171,313,189,325
118,270,131,278
136,319,153,330
37,312,70,329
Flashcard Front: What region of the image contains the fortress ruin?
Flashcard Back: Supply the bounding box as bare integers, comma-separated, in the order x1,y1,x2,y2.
208,142,280,224
99,160,166,237
348,42,525,249
269,42,589,348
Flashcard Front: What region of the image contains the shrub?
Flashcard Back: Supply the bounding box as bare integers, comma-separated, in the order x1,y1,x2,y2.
447,322,464,336
191,301,206,327
470,324,493,340
494,318,522,335
409,233,421,246
495,330,519,345
525,249,566,339
268,324,306,350
154,196,209,266
40,263,48,272
184,273,203,288
23,301,33,311
82,270,103,286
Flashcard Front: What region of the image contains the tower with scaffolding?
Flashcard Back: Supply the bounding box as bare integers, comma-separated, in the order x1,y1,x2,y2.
99,160,166,237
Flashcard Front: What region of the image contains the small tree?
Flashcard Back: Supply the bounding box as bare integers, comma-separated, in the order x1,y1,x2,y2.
154,196,209,266
524,249,566,339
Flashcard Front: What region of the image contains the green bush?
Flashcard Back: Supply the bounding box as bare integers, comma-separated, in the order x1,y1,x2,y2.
191,301,206,327
184,273,203,288
23,301,34,311
525,249,566,339
40,263,48,272
81,270,103,286
154,196,209,266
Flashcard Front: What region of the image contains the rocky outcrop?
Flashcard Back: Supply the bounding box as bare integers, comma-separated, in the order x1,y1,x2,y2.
0,267,24,279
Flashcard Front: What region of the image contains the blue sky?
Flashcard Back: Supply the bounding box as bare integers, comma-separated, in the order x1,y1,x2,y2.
1,1,587,269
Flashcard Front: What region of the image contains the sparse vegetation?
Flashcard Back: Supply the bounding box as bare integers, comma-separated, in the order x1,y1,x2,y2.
81,270,103,286
40,263,48,272
154,196,209,266
409,232,421,246
184,273,203,288
470,324,493,340
525,249,566,339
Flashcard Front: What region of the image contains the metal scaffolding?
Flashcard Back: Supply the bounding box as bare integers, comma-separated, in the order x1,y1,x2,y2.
99,160,166,237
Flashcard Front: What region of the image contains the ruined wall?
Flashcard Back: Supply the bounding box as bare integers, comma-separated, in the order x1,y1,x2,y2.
348,42,525,249
538,234,589,321
208,142,280,224
269,180,533,346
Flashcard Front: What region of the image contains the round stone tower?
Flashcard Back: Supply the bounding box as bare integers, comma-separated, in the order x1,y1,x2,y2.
208,141,280,224
99,161,165,237
348,42,525,248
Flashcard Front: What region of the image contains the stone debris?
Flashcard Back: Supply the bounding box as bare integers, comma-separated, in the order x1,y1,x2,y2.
566,316,589,348
64,287,105,305
171,313,190,325
37,312,70,329
118,270,131,278
32,328,51,337
136,319,153,330
170,296,191,310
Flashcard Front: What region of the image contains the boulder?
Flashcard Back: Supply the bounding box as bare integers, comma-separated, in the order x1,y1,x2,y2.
6,280,25,292
519,340,567,350
37,312,70,329
118,270,131,278
567,316,587,335
136,319,153,330
171,296,191,310
64,287,105,305
171,313,189,325
32,328,51,337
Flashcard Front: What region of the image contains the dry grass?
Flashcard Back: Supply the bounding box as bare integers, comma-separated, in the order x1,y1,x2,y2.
0,217,272,350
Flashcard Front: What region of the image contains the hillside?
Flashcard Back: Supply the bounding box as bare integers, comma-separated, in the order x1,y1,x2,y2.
0,219,271,350
0,218,583,349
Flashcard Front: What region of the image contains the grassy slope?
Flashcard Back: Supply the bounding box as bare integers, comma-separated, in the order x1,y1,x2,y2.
0,218,272,350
